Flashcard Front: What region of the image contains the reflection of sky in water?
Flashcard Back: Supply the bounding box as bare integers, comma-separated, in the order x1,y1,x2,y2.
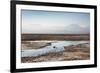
21,41,89,57
51,41,89,47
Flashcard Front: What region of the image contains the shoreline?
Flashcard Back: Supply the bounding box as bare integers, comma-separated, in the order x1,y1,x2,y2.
21,43,90,63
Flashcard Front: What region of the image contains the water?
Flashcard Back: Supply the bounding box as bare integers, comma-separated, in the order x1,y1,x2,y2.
51,41,89,47
21,41,89,57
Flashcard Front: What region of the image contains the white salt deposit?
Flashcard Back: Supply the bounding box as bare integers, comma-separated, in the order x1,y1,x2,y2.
21,46,64,57
21,41,89,57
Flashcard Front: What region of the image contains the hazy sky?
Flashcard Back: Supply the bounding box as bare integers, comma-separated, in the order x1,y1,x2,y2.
21,10,90,34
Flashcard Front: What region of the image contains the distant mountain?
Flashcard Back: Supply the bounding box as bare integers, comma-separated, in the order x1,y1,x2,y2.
22,23,90,34
64,24,90,34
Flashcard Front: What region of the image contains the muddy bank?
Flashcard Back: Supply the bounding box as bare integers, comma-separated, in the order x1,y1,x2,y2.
21,43,90,63
21,41,51,50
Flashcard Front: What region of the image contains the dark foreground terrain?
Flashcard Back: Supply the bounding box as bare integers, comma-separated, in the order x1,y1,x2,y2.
21,34,90,41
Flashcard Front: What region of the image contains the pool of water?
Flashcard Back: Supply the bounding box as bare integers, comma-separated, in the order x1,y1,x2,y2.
21,41,89,57
51,41,89,47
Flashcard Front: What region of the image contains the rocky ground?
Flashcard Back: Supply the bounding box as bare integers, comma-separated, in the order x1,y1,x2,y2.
21,43,90,63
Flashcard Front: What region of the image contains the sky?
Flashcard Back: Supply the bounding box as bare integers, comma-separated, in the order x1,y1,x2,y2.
21,10,90,34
